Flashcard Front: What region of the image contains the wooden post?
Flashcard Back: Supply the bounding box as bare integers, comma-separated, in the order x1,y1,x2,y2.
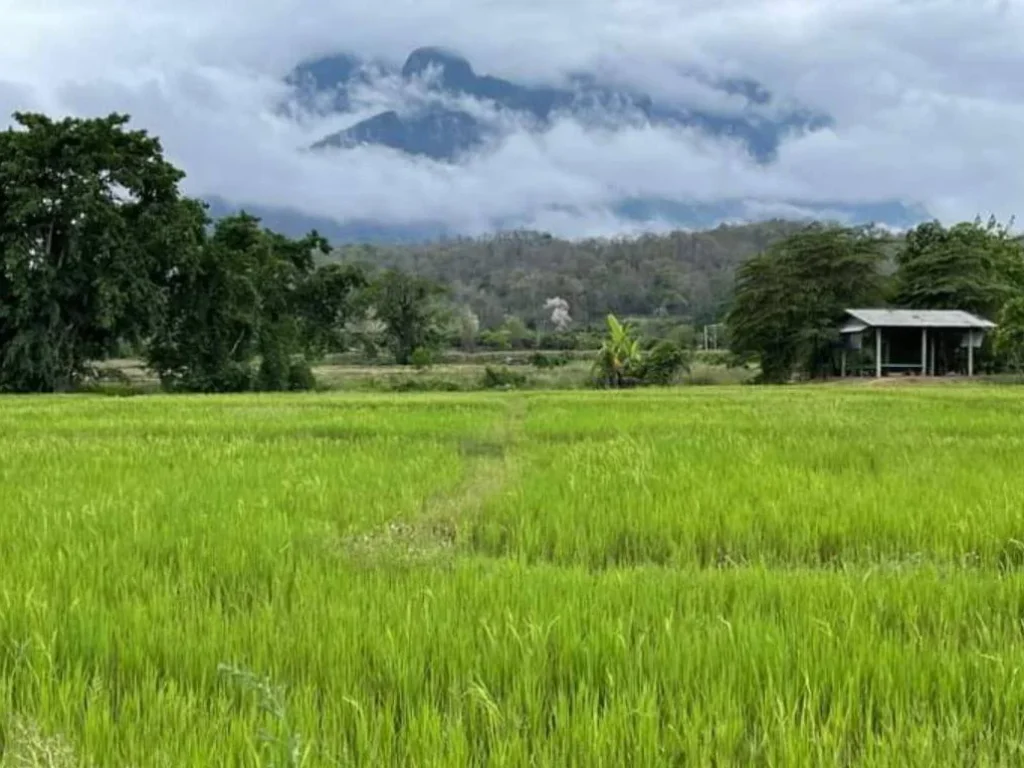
930,337,936,376
875,327,882,378
968,331,974,377
921,327,928,376
841,348,847,378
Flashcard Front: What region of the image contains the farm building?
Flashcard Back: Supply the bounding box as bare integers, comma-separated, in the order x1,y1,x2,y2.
838,309,997,378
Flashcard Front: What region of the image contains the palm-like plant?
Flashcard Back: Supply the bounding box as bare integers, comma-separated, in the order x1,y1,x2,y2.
594,314,641,387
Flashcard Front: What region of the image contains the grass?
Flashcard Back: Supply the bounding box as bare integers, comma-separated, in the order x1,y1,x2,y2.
1,387,1023,765
93,354,756,393
311,360,597,392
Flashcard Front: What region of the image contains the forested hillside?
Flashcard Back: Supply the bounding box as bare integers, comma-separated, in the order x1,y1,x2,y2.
327,220,811,327
7,109,1022,394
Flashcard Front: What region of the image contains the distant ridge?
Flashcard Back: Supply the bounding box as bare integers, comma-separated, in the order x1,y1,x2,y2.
290,46,831,163
203,46,929,240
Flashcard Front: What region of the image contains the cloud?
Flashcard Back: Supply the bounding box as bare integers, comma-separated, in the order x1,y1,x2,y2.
0,81,40,119
4,0,1024,238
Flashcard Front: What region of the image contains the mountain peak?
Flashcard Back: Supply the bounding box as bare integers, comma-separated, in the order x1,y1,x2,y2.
287,52,362,91
402,47,476,86
291,45,835,175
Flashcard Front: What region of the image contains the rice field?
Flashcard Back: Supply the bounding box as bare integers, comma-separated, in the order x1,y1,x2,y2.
2,387,1024,765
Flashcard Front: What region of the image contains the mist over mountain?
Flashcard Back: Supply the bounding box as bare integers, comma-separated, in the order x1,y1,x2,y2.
225,45,916,241
6,2,1021,245
293,46,830,163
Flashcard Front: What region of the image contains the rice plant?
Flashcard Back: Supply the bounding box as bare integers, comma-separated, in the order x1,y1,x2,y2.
0,387,1022,765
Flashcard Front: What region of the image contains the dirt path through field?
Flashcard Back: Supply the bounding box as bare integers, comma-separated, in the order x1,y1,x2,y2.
341,396,526,566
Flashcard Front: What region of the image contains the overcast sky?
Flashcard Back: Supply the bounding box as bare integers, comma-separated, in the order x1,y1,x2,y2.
3,0,1024,236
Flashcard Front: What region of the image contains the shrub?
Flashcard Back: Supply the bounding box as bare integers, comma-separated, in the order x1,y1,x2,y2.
257,354,289,392
479,329,511,351
639,341,691,386
530,352,570,369
537,331,600,351
177,362,255,394
482,366,528,390
693,349,733,366
410,347,435,369
287,360,317,391
387,377,466,392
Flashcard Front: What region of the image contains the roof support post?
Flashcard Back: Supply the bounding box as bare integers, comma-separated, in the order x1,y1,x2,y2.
875,327,882,378
968,331,974,377
921,327,928,376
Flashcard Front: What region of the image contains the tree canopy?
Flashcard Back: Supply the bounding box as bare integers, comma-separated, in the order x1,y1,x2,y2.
0,111,449,393
145,212,337,392
896,217,1024,320
0,112,203,391
727,224,889,382
727,218,1024,380
995,297,1024,373
326,222,810,329
370,269,449,365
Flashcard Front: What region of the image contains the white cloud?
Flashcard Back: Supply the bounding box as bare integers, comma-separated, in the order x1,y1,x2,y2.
3,0,1024,237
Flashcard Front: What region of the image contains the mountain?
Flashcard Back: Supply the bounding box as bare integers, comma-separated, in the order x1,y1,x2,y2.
205,193,925,246
203,196,454,243
297,46,831,164
284,53,365,114
203,46,924,242
315,108,488,162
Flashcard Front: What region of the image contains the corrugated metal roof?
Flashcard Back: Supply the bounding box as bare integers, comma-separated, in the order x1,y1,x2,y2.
843,308,997,330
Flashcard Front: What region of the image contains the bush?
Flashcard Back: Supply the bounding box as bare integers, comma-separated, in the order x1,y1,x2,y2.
387,377,466,392
287,360,317,391
167,356,316,394
258,353,317,392
257,354,289,392
479,329,511,351
693,349,732,366
530,352,570,368
215,363,257,393
481,366,528,390
164,361,255,393
682,364,755,386
409,347,434,369
537,331,600,351
639,341,691,386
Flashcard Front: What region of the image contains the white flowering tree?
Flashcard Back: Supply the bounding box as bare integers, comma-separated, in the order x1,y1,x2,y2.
543,297,572,331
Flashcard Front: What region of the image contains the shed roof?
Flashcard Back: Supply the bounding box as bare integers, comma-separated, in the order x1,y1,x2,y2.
842,308,996,331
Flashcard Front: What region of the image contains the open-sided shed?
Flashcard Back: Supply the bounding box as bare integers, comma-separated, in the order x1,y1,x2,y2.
838,309,996,378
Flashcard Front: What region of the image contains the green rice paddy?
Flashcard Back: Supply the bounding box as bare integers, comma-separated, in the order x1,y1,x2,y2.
1,387,1023,765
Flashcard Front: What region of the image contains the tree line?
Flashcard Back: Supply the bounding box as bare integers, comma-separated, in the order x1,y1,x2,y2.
326,222,808,328
725,221,1024,382
0,113,448,393
5,110,1024,393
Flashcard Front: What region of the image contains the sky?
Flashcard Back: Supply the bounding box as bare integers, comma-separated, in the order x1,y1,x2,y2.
3,0,1024,237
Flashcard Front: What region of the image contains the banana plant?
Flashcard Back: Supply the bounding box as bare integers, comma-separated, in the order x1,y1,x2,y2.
594,314,641,387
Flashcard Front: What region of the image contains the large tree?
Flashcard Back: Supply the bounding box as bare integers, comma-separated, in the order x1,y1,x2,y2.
727,224,889,382
0,112,202,391
895,217,1024,320
995,297,1024,373
293,262,369,358
370,269,448,364
146,213,332,392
